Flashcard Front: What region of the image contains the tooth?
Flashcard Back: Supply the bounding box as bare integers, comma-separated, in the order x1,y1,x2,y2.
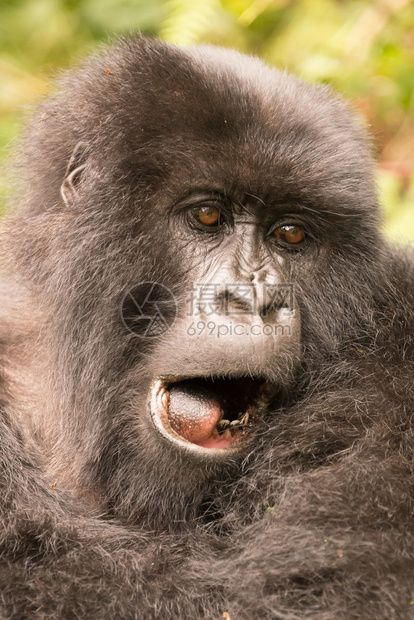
217,419,230,430
239,413,249,426
230,419,240,427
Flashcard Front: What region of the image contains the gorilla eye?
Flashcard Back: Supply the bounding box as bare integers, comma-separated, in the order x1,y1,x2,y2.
272,224,306,246
192,205,222,228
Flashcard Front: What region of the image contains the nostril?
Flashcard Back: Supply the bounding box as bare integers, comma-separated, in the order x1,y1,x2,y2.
258,285,294,319
215,289,253,315
259,303,273,320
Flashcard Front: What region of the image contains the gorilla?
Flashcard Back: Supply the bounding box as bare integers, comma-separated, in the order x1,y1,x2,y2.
0,36,413,619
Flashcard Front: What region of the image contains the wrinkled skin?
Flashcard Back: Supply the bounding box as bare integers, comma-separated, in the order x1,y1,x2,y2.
0,37,413,620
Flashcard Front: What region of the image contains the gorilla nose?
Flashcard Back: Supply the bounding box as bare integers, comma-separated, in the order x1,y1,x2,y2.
213,282,287,320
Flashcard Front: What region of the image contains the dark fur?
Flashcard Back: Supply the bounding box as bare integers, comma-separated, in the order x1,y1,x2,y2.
0,37,414,619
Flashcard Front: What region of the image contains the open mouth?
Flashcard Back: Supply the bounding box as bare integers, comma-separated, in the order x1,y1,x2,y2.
149,376,278,454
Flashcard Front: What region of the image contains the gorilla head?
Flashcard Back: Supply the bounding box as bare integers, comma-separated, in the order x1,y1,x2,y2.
2,37,386,527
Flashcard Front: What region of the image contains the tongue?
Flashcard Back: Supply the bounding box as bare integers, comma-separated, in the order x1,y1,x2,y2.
168,383,229,446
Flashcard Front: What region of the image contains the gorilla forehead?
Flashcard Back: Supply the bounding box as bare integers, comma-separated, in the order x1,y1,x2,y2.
102,40,370,173
66,39,371,217
21,36,377,228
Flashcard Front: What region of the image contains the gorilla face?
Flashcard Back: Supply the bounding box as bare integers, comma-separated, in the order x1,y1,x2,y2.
3,38,384,523
144,190,302,455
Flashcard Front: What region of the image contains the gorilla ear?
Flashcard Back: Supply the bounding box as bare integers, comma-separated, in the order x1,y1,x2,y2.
60,142,88,206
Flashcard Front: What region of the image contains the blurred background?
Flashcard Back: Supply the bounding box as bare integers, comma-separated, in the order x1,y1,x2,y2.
0,0,413,241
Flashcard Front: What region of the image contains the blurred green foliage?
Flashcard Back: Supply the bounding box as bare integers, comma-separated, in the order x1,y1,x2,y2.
0,0,413,241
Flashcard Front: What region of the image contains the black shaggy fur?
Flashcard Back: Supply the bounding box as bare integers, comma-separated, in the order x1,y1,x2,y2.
0,37,414,619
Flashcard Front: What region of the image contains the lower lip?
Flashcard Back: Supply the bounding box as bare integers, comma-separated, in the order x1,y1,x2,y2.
195,437,235,449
